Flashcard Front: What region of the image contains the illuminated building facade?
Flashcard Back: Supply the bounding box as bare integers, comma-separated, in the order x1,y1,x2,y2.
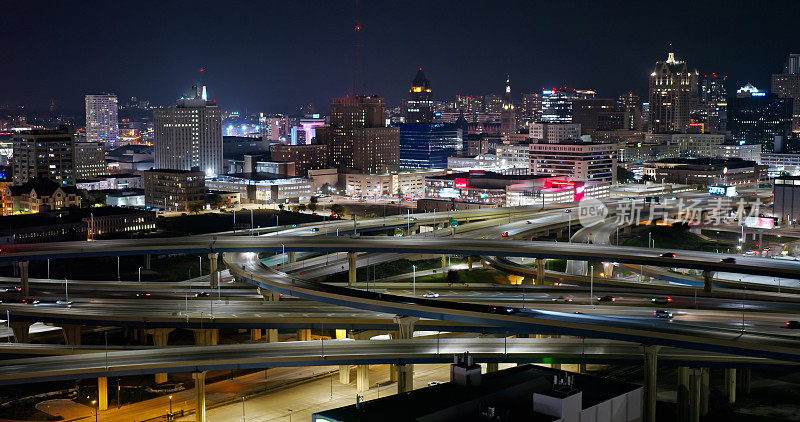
85,94,119,146
618,93,643,131
500,76,516,138
12,125,76,186
529,140,617,183
326,96,399,173
405,69,433,124
398,123,461,169
74,141,107,178
153,86,223,176
728,85,793,152
648,51,696,133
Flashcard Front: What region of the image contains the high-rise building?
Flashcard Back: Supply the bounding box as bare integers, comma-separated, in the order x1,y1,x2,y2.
484,94,504,113
500,76,516,138
697,73,728,133
12,125,76,186
85,94,119,146
325,96,399,173
648,51,695,133
571,98,624,133
405,68,433,124
398,123,461,169
74,141,106,179
454,95,483,117
784,54,800,75
617,93,643,131
771,71,800,134
143,169,205,211
728,84,793,152
269,144,330,177
540,89,574,123
153,85,223,176
529,140,617,183
518,92,542,125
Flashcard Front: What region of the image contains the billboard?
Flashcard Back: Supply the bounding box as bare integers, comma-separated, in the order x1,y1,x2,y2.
744,216,775,229
438,188,460,199
708,185,737,197
573,181,586,202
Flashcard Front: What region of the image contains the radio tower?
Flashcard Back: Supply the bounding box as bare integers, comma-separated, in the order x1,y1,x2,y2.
352,0,364,96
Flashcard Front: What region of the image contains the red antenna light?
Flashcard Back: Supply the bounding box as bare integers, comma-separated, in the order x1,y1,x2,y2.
200,68,204,72
355,26,361,30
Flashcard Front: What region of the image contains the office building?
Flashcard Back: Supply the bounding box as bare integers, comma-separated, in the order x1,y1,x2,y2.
728,85,793,152
529,140,617,183
500,76,516,137
153,86,223,176
644,133,724,157
12,125,76,186
325,96,399,173
518,92,542,125
398,123,461,169
540,88,575,123
643,157,766,186
484,93,504,113
85,94,119,146
648,51,695,133
618,93,643,131
529,122,582,143
76,174,142,191
771,72,800,133
74,141,107,179
143,169,205,211
571,98,624,133
774,175,800,222
495,143,531,170
709,143,762,163
205,174,311,204
269,143,330,177
405,68,434,124
345,169,446,199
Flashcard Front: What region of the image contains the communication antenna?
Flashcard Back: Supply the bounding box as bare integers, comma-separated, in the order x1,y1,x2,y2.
353,0,365,95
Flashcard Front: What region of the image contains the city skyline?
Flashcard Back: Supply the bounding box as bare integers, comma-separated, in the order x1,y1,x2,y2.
2,0,799,114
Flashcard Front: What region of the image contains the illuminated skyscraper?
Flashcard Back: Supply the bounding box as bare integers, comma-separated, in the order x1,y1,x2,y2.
405,68,433,124
500,76,516,137
153,85,223,176
617,93,643,131
85,94,119,146
324,96,399,173
648,51,694,133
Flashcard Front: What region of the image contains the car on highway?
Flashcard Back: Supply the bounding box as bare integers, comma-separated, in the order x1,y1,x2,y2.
0,286,22,293
651,296,672,304
6,298,40,305
552,296,574,302
135,292,151,297
310,227,319,232
660,252,676,258
55,299,73,305
720,257,737,264
786,321,800,329
427,381,445,387
422,292,440,298
196,292,211,297
525,220,532,224
500,232,509,238
489,306,517,314
653,310,673,319
597,295,615,302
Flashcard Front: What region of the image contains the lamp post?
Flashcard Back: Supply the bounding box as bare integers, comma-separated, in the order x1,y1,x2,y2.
91,400,98,422
138,266,143,283
241,396,246,422
64,278,69,304
168,395,173,421
412,265,417,296
590,265,594,308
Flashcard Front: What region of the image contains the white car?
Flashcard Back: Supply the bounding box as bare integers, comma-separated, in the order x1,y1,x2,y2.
427,381,445,387
423,292,440,298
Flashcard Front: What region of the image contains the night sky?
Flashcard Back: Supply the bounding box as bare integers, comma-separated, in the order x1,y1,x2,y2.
2,0,799,114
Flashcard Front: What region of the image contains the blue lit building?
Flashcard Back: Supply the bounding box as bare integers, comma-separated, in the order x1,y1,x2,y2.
398,123,462,169
728,84,793,153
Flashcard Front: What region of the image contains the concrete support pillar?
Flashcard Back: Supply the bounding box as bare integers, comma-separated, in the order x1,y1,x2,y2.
297,329,311,341
339,365,351,384
738,368,751,395
288,251,297,263
467,256,473,270
9,321,31,343
208,253,219,288
388,364,398,382
348,252,357,286
393,315,419,340
144,254,151,270
725,368,736,404
396,364,413,393
149,328,174,346
18,261,29,297
677,367,690,422
192,371,207,422
356,365,370,392
702,270,714,293
192,329,219,346
642,345,660,422
700,367,710,416
250,329,262,341
486,362,499,373
61,324,82,345
535,258,545,284
97,377,108,411
264,329,278,343
688,369,702,422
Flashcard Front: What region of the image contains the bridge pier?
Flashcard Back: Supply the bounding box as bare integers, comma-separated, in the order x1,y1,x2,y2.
725,368,736,403
642,345,660,422
297,329,312,341
144,254,151,270
10,321,31,343
485,363,499,373
467,256,473,270
392,316,418,393
688,368,703,422
18,261,29,297
396,363,413,393
250,329,262,341
702,270,714,293
192,329,219,346
738,368,750,395
535,258,546,284
340,365,351,384
192,371,207,422
265,328,278,343
356,365,370,392
677,367,690,422
348,252,357,286
700,367,710,416
97,377,108,411
61,324,82,345
208,253,219,288
149,328,174,384
288,251,297,263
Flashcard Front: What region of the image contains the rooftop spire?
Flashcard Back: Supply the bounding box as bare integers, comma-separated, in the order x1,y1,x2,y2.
666,43,676,63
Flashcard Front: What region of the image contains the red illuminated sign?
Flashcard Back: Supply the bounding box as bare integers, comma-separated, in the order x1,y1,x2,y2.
454,178,468,188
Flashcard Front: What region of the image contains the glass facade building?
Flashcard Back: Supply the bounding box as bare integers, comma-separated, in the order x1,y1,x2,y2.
398,123,461,169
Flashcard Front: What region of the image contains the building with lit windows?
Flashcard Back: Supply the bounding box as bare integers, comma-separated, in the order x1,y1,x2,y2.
345,169,446,199
648,51,696,133
571,98,624,133
269,143,330,177
618,93,643,131
12,125,76,186
205,173,311,204
143,169,205,211
642,157,766,186
728,85,793,152
529,140,617,183
85,94,119,146
2,178,81,215
398,123,461,169
771,72,800,133
500,76,516,137
153,86,223,176
774,175,800,222
405,69,434,124
529,123,582,143
74,141,107,178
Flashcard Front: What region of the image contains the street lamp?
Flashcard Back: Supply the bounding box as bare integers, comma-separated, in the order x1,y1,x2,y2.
91,400,98,422
241,396,246,422
590,265,594,308
138,266,143,283
168,395,173,421
412,265,417,296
